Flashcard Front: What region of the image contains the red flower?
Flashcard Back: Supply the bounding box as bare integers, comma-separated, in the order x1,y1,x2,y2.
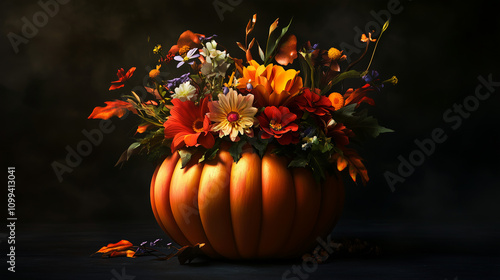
109,67,136,91
258,106,299,145
293,88,334,117
163,97,214,152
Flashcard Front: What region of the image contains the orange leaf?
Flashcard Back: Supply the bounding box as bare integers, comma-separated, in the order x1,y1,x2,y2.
275,34,297,66
269,18,279,36
334,148,369,185
246,49,253,63
248,37,256,50
109,250,136,258
88,100,136,120
336,156,348,171
136,124,151,134
96,240,133,254
236,41,247,52
246,14,257,35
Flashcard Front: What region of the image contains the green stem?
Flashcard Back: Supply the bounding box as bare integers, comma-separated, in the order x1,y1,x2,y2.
365,20,390,72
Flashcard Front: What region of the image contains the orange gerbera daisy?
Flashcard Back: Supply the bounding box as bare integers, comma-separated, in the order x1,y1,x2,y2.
208,89,257,141
236,60,302,107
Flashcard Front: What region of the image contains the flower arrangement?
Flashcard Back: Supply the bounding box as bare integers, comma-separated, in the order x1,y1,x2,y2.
89,15,396,185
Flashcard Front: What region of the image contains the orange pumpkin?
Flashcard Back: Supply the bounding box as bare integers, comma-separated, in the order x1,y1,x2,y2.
150,145,344,259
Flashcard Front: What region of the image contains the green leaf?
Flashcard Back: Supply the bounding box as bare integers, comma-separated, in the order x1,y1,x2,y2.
288,157,309,168
190,74,202,85
178,149,194,169
334,103,357,119
247,137,269,158
115,142,141,166
298,53,312,88
307,153,326,183
199,140,221,163
265,18,293,65
257,41,265,62
334,106,393,140
229,140,246,163
320,70,362,95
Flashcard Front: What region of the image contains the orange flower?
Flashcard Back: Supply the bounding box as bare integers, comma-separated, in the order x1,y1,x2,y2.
328,92,344,110
237,60,303,107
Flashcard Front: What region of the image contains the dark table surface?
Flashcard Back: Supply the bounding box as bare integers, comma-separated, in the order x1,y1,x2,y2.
2,218,499,280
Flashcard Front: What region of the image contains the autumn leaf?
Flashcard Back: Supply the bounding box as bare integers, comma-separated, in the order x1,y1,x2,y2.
88,100,137,120
109,67,136,90
109,250,136,258
333,148,369,185
246,14,257,36
269,18,279,36
152,243,206,264
136,123,152,134
93,240,136,258
176,243,205,265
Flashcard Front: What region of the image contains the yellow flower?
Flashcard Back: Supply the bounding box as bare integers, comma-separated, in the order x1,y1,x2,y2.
328,92,344,110
236,60,303,107
208,89,257,141
327,48,342,60
149,65,161,78
153,44,162,54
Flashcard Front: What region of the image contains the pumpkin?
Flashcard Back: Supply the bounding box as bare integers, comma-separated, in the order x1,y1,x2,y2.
150,145,344,259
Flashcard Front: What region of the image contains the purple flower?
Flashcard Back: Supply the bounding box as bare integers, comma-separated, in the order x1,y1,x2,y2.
362,70,384,90
362,70,379,83
166,73,190,89
201,34,217,42
174,48,200,68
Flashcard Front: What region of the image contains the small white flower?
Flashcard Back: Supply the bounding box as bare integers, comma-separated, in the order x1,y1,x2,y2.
201,40,227,65
171,81,197,101
301,136,318,150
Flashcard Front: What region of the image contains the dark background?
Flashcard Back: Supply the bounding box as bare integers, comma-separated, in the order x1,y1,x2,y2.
1,0,499,277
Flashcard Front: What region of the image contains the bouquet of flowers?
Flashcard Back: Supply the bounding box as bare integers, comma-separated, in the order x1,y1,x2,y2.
89,14,396,185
